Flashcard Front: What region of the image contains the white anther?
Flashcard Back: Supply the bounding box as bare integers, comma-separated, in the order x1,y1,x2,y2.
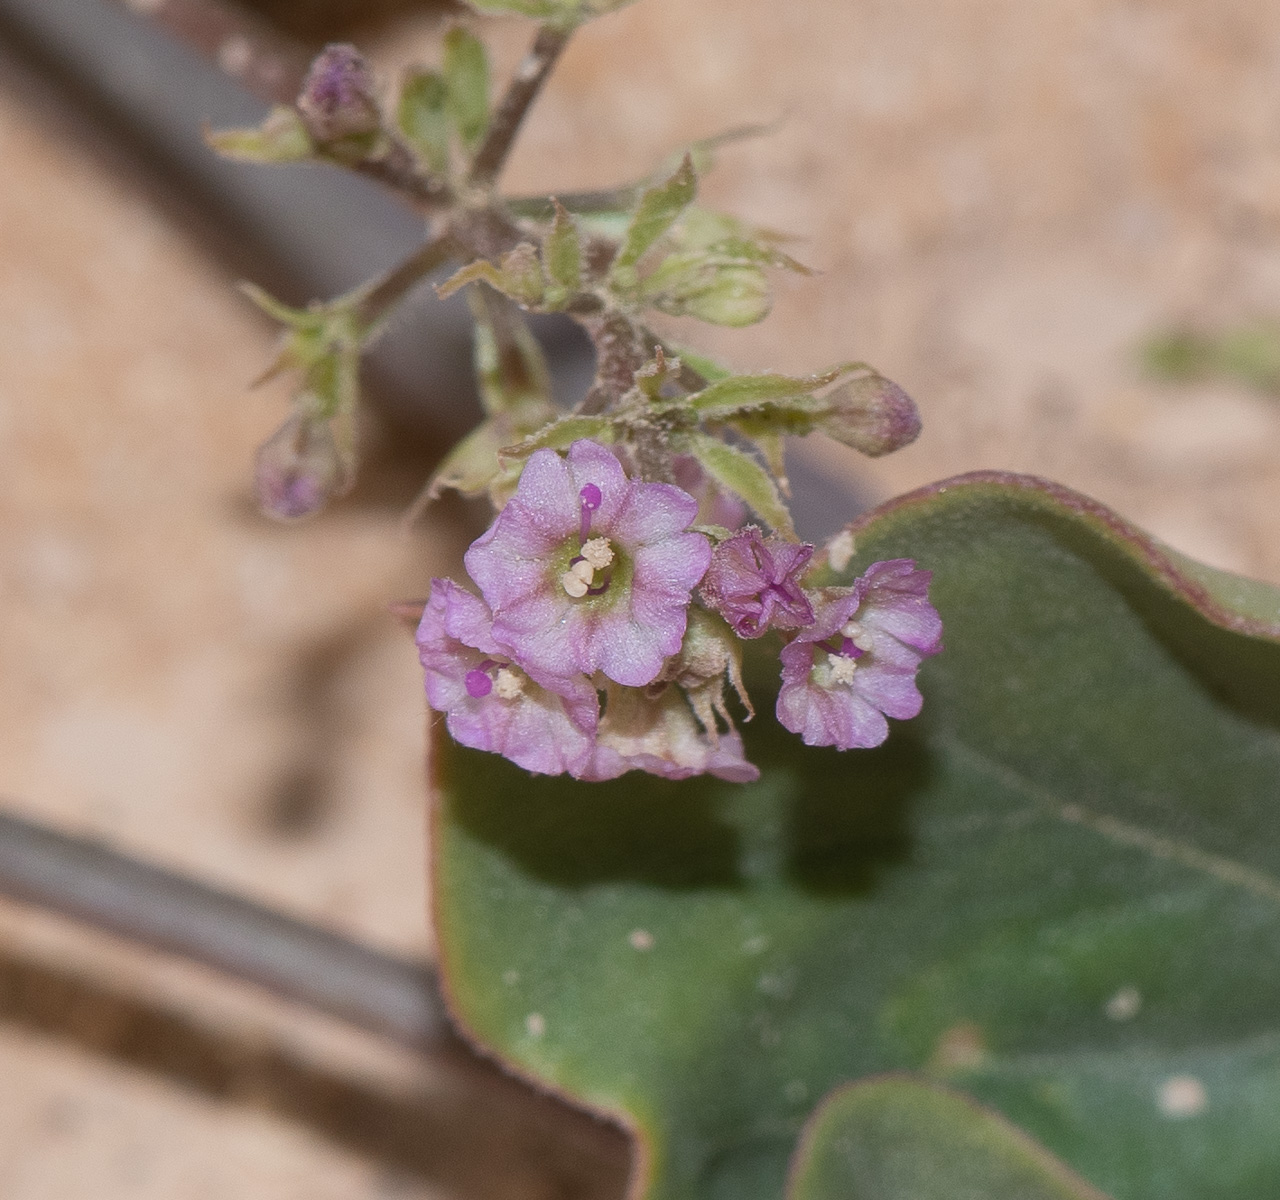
561,570,590,598
581,537,614,570
571,558,596,584
827,654,858,686
494,668,525,700
840,620,875,652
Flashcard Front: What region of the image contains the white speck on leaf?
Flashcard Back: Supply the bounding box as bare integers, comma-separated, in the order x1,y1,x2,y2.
1158,1075,1206,1118
525,1013,546,1038
1105,985,1142,1021
628,929,655,950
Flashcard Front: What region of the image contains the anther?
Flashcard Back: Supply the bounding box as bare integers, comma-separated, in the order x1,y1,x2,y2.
561,568,590,598
580,537,614,570
493,667,525,699
840,618,874,652
827,654,858,686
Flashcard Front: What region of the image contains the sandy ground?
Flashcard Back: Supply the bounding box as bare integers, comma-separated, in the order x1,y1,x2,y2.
3,0,1280,1195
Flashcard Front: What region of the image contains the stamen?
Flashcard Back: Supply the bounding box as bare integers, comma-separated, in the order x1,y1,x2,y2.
827,654,858,686
579,483,602,543
580,537,614,570
465,668,493,698
561,568,590,598
493,667,525,699
562,556,598,597
841,619,875,652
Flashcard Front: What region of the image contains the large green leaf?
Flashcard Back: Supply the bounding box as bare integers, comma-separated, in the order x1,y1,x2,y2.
430,471,1280,1200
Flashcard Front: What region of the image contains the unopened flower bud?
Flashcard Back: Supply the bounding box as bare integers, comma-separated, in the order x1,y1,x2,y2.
820,375,921,457
254,412,352,521
297,44,381,146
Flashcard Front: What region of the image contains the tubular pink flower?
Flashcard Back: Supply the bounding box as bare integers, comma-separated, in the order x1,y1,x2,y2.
465,440,712,688
416,578,598,776
577,685,760,784
776,559,942,750
700,525,815,637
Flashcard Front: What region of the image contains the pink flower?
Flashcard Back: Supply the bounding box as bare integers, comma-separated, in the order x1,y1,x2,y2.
700,526,815,637
416,578,598,776
465,441,712,688
776,559,942,750
579,685,760,783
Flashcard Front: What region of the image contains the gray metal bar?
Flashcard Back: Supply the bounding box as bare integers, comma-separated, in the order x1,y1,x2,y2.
0,808,452,1050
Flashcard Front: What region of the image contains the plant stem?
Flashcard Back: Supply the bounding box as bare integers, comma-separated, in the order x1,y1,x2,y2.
467,24,572,191
356,232,458,329
353,141,454,213
0,808,452,1050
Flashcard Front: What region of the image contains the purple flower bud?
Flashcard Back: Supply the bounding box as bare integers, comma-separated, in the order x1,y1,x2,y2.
700,526,815,638
776,559,942,749
820,375,921,457
253,412,351,521
296,44,381,144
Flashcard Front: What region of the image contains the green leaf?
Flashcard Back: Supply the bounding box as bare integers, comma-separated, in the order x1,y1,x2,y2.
611,155,698,280
431,471,1280,1200
443,27,490,152
686,365,862,420
653,262,772,327
663,344,733,385
436,245,546,307
790,1077,1108,1200
397,68,451,174
206,106,313,163
676,431,794,536
543,201,583,298
498,413,616,458
673,207,813,274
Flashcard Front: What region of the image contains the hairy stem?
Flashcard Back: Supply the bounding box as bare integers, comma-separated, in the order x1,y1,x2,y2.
467,24,572,191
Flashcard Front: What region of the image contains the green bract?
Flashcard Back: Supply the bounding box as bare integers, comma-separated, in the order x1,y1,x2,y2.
431,473,1280,1200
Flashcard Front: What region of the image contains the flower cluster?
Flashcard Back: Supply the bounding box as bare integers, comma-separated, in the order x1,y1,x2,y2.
417,441,941,781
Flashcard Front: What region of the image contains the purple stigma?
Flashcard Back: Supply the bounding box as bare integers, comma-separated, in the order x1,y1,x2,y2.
579,483,602,543
465,668,493,698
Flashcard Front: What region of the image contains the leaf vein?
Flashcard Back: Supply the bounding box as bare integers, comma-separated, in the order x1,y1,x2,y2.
943,737,1280,909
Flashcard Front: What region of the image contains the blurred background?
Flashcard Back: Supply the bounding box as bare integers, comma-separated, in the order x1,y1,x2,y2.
2,0,1280,1195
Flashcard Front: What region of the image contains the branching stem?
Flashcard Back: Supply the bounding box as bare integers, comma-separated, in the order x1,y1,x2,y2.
356,233,458,329
467,24,572,191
